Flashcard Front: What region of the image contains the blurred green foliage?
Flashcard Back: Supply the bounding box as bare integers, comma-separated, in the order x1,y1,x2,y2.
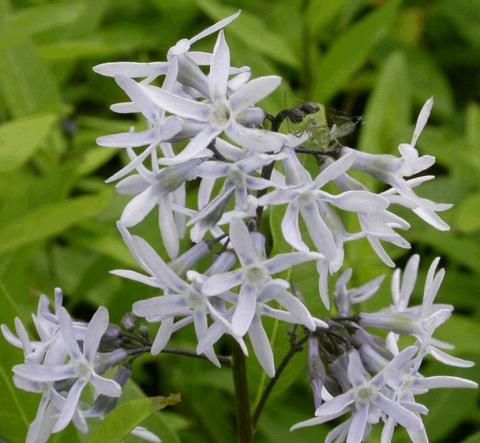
0,0,479,442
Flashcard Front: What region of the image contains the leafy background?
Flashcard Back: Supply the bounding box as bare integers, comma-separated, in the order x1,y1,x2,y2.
0,0,479,442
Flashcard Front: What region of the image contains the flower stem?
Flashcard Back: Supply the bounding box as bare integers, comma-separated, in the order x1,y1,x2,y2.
232,342,253,443
252,333,309,429
127,346,232,366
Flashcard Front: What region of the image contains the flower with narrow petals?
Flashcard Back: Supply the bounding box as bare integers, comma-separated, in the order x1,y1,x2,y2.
345,98,452,231
13,306,122,433
291,348,426,443
335,268,384,317
139,30,287,163
202,218,322,335
360,256,474,368
116,156,205,258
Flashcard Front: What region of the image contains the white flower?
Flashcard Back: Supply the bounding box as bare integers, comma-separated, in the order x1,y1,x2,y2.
345,98,452,231
116,156,205,258
291,348,426,443
196,281,326,377
117,229,235,365
333,170,412,267
2,288,87,369
380,345,477,443
196,151,282,213
360,256,474,368
138,30,286,163
202,218,322,336
259,151,387,255
258,151,389,307
335,268,384,317
93,11,241,85
13,306,122,433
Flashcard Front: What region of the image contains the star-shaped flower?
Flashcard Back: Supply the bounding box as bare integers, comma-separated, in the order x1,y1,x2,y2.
202,218,322,335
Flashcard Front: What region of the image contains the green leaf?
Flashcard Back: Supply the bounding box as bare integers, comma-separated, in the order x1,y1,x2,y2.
305,0,345,38
0,284,38,443
0,366,35,443
87,394,181,443
77,147,118,176
0,2,85,50
313,0,401,103
0,41,62,118
420,363,479,442
0,190,112,254
0,114,57,172
466,102,480,149
404,47,454,119
196,0,300,68
120,381,184,443
462,431,480,443
359,51,411,155
455,193,480,233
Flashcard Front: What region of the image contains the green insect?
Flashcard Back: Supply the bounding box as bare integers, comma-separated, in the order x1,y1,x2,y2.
290,103,363,151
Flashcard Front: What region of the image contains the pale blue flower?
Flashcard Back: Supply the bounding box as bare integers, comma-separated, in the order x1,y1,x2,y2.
202,218,322,336
291,348,426,443
13,306,122,433
361,256,474,368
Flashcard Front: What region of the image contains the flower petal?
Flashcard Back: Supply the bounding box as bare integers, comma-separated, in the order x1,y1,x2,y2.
226,121,286,152
151,318,175,354
53,379,87,433
232,283,258,336
158,196,179,259
189,10,241,44
93,61,168,78
133,295,189,318
114,75,159,122
314,391,355,418
265,287,316,330
429,347,474,368
374,393,423,433
311,151,356,189
229,76,282,113
91,372,122,397
229,217,258,266
58,307,82,359
281,202,309,252
84,306,109,362
413,375,478,390
202,270,244,295
248,314,275,377
175,125,221,161
209,31,230,101
347,404,369,443
131,235,190,292
121,187,157,227
325,190,389,212
411,97,433,148
300,202,336,259
148,87,210,121
264,251,320,274
347,351,367,386
13,363,77,382
97,130,157,148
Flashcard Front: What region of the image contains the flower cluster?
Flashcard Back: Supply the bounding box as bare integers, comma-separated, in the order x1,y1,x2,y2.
1,11,476,443
293,256,477,442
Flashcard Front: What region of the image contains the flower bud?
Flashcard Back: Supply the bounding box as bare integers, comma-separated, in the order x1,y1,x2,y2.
307,336,325,409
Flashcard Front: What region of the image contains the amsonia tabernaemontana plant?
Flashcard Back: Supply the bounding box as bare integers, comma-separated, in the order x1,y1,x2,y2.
2,11,477,443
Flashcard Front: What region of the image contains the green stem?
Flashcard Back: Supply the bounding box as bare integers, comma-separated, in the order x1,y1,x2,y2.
252,333,309,429
232,342,253,443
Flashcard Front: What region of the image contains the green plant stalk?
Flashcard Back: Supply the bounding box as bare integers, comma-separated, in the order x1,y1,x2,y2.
232,341,253,443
